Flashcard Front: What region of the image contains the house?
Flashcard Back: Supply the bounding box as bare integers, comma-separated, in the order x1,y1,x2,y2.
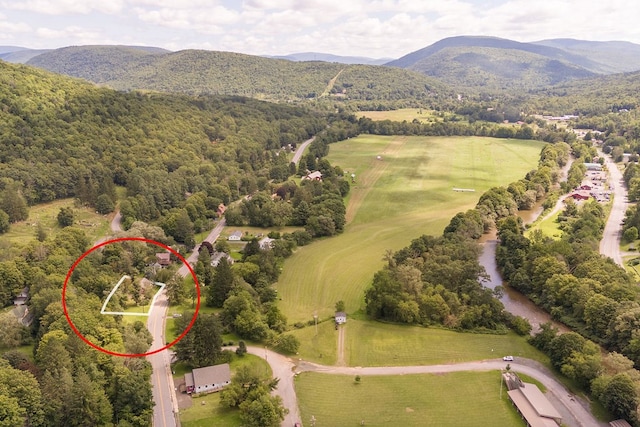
302,171,323,181
504,372,562,427
228,230,242,241
259,237,275,250
568,193,590,201
184,363,231,394
584,162,603,171
13,286,29,306
579,184,592,191
155,252,171,266
335,311,347,324
211,252,234,267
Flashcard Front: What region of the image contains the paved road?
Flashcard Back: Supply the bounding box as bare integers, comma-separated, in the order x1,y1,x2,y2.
147,292,178,427
600,152,629,266
148,218,227,426
291,136,314,165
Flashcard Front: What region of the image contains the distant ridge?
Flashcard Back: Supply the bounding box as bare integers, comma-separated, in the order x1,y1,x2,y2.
267,52,393,65
384,35,640,91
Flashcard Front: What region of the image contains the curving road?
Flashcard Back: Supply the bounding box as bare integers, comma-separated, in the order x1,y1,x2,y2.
245,345,604,427
291,136,315,166
599,151,629,266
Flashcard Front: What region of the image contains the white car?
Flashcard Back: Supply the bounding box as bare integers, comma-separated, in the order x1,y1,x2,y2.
503,355,514,361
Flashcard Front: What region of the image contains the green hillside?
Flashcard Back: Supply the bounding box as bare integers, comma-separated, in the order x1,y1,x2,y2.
0,60,327,207
397,46,595,91
26,46,450,102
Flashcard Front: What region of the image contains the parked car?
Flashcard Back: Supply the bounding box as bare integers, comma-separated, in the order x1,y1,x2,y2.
503,355,514,361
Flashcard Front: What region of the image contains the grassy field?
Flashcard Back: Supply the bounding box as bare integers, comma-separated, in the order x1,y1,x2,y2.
276,135,545,323
0,198,112,247
295,371,525,427
525,209,563,239
290,318,549,367
356,108,457,123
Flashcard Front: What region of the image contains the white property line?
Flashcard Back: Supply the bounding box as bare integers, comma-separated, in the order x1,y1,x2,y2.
100,275,166,317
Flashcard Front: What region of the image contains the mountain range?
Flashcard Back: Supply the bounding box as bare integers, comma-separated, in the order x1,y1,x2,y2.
3,35,640,96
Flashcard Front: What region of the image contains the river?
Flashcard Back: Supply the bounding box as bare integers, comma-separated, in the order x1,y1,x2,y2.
477,157,574,333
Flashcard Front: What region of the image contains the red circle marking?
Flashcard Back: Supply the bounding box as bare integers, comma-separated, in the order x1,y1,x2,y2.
62,237,200,357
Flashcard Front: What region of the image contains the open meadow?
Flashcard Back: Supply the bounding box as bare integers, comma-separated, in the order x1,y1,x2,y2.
295,371,525,427
0,198,112,249
290,318,548,367
356,108,457,123
276,135,545,323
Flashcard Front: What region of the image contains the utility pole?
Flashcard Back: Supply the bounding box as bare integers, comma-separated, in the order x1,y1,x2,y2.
313,311,318,335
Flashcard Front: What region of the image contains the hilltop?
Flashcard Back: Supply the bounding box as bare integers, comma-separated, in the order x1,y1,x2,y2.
25,45,449,103
386,35,640,91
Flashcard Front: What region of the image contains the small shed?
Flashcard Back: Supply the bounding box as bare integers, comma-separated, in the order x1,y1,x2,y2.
610,420,633,427
335,311,347,324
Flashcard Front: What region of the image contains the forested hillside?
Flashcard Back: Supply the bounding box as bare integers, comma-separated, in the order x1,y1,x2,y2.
25,46,450,103
0,60,325,207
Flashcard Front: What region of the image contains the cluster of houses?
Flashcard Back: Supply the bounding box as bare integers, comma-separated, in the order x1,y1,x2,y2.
566,162,611,204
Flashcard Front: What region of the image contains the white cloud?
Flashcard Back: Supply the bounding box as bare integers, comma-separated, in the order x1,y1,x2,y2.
2,0,125,15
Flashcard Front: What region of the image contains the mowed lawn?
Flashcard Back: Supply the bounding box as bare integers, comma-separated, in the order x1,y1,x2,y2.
276,135,545,323
295,371,525,427
290,318,548,367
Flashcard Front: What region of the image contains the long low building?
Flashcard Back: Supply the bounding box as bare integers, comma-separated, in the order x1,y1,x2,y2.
504,372,562,427
185,363,231,395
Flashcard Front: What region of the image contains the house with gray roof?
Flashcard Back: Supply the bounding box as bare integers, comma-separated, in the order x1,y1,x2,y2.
184,363,231,394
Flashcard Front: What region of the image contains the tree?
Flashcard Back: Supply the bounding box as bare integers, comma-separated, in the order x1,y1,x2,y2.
174,313,223,368
57,206,74,227
0,393,25,427
593,373,638,423
239,393,287,427
335,300,345,312
165,274,186,306
95,194,115,214
0,187,28,223
236,341,247,356
0,210,9,234
208,257,235,308
272,334,300,354
623,226,638,243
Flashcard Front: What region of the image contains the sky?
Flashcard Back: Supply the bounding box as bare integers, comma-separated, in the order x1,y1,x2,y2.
1,0,639,59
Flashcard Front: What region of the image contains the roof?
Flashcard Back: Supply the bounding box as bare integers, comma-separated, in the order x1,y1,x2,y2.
519,383,562,420
610,420,633,427
156,252,171,264
507,388,559,427
303,171,323,180
192,364,231,387
259,237,275,249
335,312,347,318
185,372,194,389
229,230,242,238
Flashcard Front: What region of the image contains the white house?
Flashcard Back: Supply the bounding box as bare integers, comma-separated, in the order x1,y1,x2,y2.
335,311,347,324
228,230,242,241
185,363,231,394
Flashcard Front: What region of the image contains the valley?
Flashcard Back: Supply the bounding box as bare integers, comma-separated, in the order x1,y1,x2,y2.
2,23,640,427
